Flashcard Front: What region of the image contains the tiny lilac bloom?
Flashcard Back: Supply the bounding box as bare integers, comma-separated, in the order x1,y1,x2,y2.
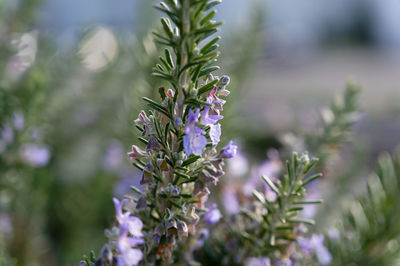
117,223,144,266
204,203,222,225
209,123,221,146
113,198,143,238
146,136,161,152
183,109,207,155
127,145,147,160
298,234,332,265
219,75,230,86
20,144,50,167
200,105,223,125
220,140,237,158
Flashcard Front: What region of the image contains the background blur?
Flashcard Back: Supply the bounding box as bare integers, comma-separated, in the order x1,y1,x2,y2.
1,0,400,265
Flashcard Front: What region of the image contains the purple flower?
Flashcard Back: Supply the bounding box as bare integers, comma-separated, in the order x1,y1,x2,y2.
146,136,161,152
298,234,332,265
244,257,271,266
219,140,237,158
113,198,143,238
222,186,240,214
127,145,147,160
200,105,223,125
218,75,230,86
117,223,144,266
183,109,207,155
204,203,222,225
140,163,153,185
209,123,221,146
20,143,50,167
134,111,153,136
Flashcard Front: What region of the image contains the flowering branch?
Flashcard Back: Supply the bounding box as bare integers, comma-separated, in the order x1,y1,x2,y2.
83,1,237,265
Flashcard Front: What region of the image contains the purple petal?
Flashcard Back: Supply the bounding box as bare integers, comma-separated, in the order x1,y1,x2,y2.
209,123,221,146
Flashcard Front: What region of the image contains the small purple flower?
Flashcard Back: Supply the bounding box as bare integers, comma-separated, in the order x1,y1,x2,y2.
127,145,147,160
146,136,161,152
113,198,143,238
183,109,207,156
219,140,237,158
244,257,271,266
20,143,50,167
218,75,230,86
298,234,332,265
204,203,222,225
140,163,153,185
174,117,183,127
209,123,221,146
117,223,144,266
200,105,223,125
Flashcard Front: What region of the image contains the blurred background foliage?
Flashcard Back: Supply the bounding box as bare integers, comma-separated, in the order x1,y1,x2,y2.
1,0,400,265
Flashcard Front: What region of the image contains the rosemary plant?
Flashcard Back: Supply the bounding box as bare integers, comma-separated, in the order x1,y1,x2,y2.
327,149,400,265
194,152,326,265
82,0,236,265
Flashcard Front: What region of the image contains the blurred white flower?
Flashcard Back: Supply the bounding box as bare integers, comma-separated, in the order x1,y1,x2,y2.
78,26,118,71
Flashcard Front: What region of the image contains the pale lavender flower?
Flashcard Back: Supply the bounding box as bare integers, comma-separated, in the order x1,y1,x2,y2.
298,234,332,265
117,223,144,266
209,123,221,146
244,257,271,266
227,149,249,178
222,186,240,214
1,125,14,144
146,136,161,152
200,105,223,125
113,198,143,238
134,111,153,136
12,112,25,131
204,203,222,225
183,109,207,155
20,143,50,167
127,145,147,160
219,140,237,158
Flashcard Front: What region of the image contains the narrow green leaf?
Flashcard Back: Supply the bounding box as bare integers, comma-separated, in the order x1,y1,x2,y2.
165,48,175,68
181,155,201,167
262,175,281,196
200,10,217,25
302,173,323,186
199,66,219,77
197,79,218,95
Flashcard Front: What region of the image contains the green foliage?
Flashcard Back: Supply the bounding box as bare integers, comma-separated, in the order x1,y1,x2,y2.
196,152,323,264
327,149,400,265
306,82,361,164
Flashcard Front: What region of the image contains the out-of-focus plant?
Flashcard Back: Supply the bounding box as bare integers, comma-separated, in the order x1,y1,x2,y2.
327,149,400,265
195,152,327,265
305,82,361,166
